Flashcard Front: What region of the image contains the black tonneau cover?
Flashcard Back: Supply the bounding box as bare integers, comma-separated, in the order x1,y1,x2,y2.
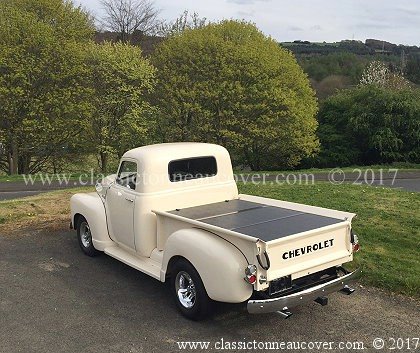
168,200,344,241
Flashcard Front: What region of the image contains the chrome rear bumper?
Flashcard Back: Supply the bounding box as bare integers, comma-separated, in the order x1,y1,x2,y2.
247,269,359,314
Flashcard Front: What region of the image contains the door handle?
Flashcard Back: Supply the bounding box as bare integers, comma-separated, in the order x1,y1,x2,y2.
125,198,134,203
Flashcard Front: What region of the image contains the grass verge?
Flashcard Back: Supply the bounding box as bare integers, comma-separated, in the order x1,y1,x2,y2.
239,182,420,298
0,173,103,183
0,187,93,234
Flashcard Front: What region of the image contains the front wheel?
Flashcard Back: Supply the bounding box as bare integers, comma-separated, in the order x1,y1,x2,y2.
171,259,211,320
77,217,100,257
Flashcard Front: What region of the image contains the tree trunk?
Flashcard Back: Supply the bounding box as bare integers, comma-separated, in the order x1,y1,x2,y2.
53,159,57,174
100,151,107,173
10,140,18,175
18,153,31,175
253,145,261,171
7,151,13,175
243,148,254,171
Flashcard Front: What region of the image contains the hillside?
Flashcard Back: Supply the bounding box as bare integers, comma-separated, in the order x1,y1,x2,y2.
281,39,420,56
280,39,420,99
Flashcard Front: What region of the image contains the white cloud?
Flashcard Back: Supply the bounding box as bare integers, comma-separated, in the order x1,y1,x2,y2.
227,0,269,4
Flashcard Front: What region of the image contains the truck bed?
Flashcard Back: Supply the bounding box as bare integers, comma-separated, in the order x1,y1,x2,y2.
168,199,345,241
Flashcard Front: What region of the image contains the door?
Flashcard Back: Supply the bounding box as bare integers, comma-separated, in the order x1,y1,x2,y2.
105,160,138,249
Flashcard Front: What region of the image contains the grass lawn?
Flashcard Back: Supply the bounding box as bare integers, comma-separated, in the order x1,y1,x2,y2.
0,183,418,298
239,182,420,298
235,163,420,175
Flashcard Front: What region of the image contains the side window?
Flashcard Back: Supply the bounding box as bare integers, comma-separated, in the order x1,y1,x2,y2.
117,161,138,190
169,156,217,182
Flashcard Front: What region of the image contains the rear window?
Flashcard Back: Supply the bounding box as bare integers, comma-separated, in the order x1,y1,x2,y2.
169,156,217,182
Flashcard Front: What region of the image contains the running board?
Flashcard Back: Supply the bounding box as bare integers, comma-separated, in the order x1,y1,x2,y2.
104,246,161,280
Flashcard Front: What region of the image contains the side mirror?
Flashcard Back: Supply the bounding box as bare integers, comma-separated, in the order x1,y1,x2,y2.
95,182,103,193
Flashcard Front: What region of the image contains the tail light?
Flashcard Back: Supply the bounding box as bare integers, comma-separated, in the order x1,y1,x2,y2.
352,233,360,253
244,264,257,284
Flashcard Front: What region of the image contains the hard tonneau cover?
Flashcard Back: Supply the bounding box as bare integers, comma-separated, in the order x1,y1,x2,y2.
168,200,345,241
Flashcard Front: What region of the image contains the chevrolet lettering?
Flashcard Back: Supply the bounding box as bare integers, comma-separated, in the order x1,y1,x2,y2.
283,239,335,260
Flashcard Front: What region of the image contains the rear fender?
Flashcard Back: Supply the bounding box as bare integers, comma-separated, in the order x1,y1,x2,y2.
162,228,253,303
70,192,113,251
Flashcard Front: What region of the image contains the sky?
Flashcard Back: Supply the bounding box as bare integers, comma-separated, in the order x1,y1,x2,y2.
76,0,420,46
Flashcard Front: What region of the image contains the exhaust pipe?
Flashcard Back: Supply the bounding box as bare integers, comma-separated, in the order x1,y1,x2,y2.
340,285,355,295
276,307,293,319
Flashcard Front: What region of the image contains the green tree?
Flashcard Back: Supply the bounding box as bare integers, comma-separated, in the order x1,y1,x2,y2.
0,0,94,174
314,85,420,167
406,54,420,84
86,42,155,172
298,52,369,83
151,20,318,170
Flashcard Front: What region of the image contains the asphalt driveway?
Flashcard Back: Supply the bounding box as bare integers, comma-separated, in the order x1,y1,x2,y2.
0,190,50,201
0,230,419,353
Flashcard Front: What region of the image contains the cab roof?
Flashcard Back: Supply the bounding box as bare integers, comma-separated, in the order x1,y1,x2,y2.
123,142,229,163
121,143,235,193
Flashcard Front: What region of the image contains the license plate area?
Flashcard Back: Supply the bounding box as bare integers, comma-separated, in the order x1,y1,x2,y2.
269,275,292,296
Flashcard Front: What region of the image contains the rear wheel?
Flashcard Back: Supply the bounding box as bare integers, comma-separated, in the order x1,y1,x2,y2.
171,259,211,320
77,217,100,257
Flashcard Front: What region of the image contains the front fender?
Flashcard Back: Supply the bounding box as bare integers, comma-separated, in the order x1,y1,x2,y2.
161,228,253,303
70,192,113,251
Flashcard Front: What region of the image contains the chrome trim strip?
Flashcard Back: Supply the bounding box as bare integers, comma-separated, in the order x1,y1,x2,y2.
247,269,360,314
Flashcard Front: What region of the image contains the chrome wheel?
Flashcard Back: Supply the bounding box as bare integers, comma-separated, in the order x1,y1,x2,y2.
80,221,92,248
175,271,196,309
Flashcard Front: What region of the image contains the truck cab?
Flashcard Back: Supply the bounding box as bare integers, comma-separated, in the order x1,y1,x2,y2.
71,143,359,320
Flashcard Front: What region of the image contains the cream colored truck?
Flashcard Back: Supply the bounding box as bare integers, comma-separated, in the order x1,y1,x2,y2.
70,143,360,320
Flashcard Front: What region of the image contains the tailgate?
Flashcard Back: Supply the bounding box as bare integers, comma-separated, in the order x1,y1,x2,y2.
265,221,352,281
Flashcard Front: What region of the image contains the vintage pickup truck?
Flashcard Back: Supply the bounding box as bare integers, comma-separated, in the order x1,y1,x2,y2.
70,143,360,320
